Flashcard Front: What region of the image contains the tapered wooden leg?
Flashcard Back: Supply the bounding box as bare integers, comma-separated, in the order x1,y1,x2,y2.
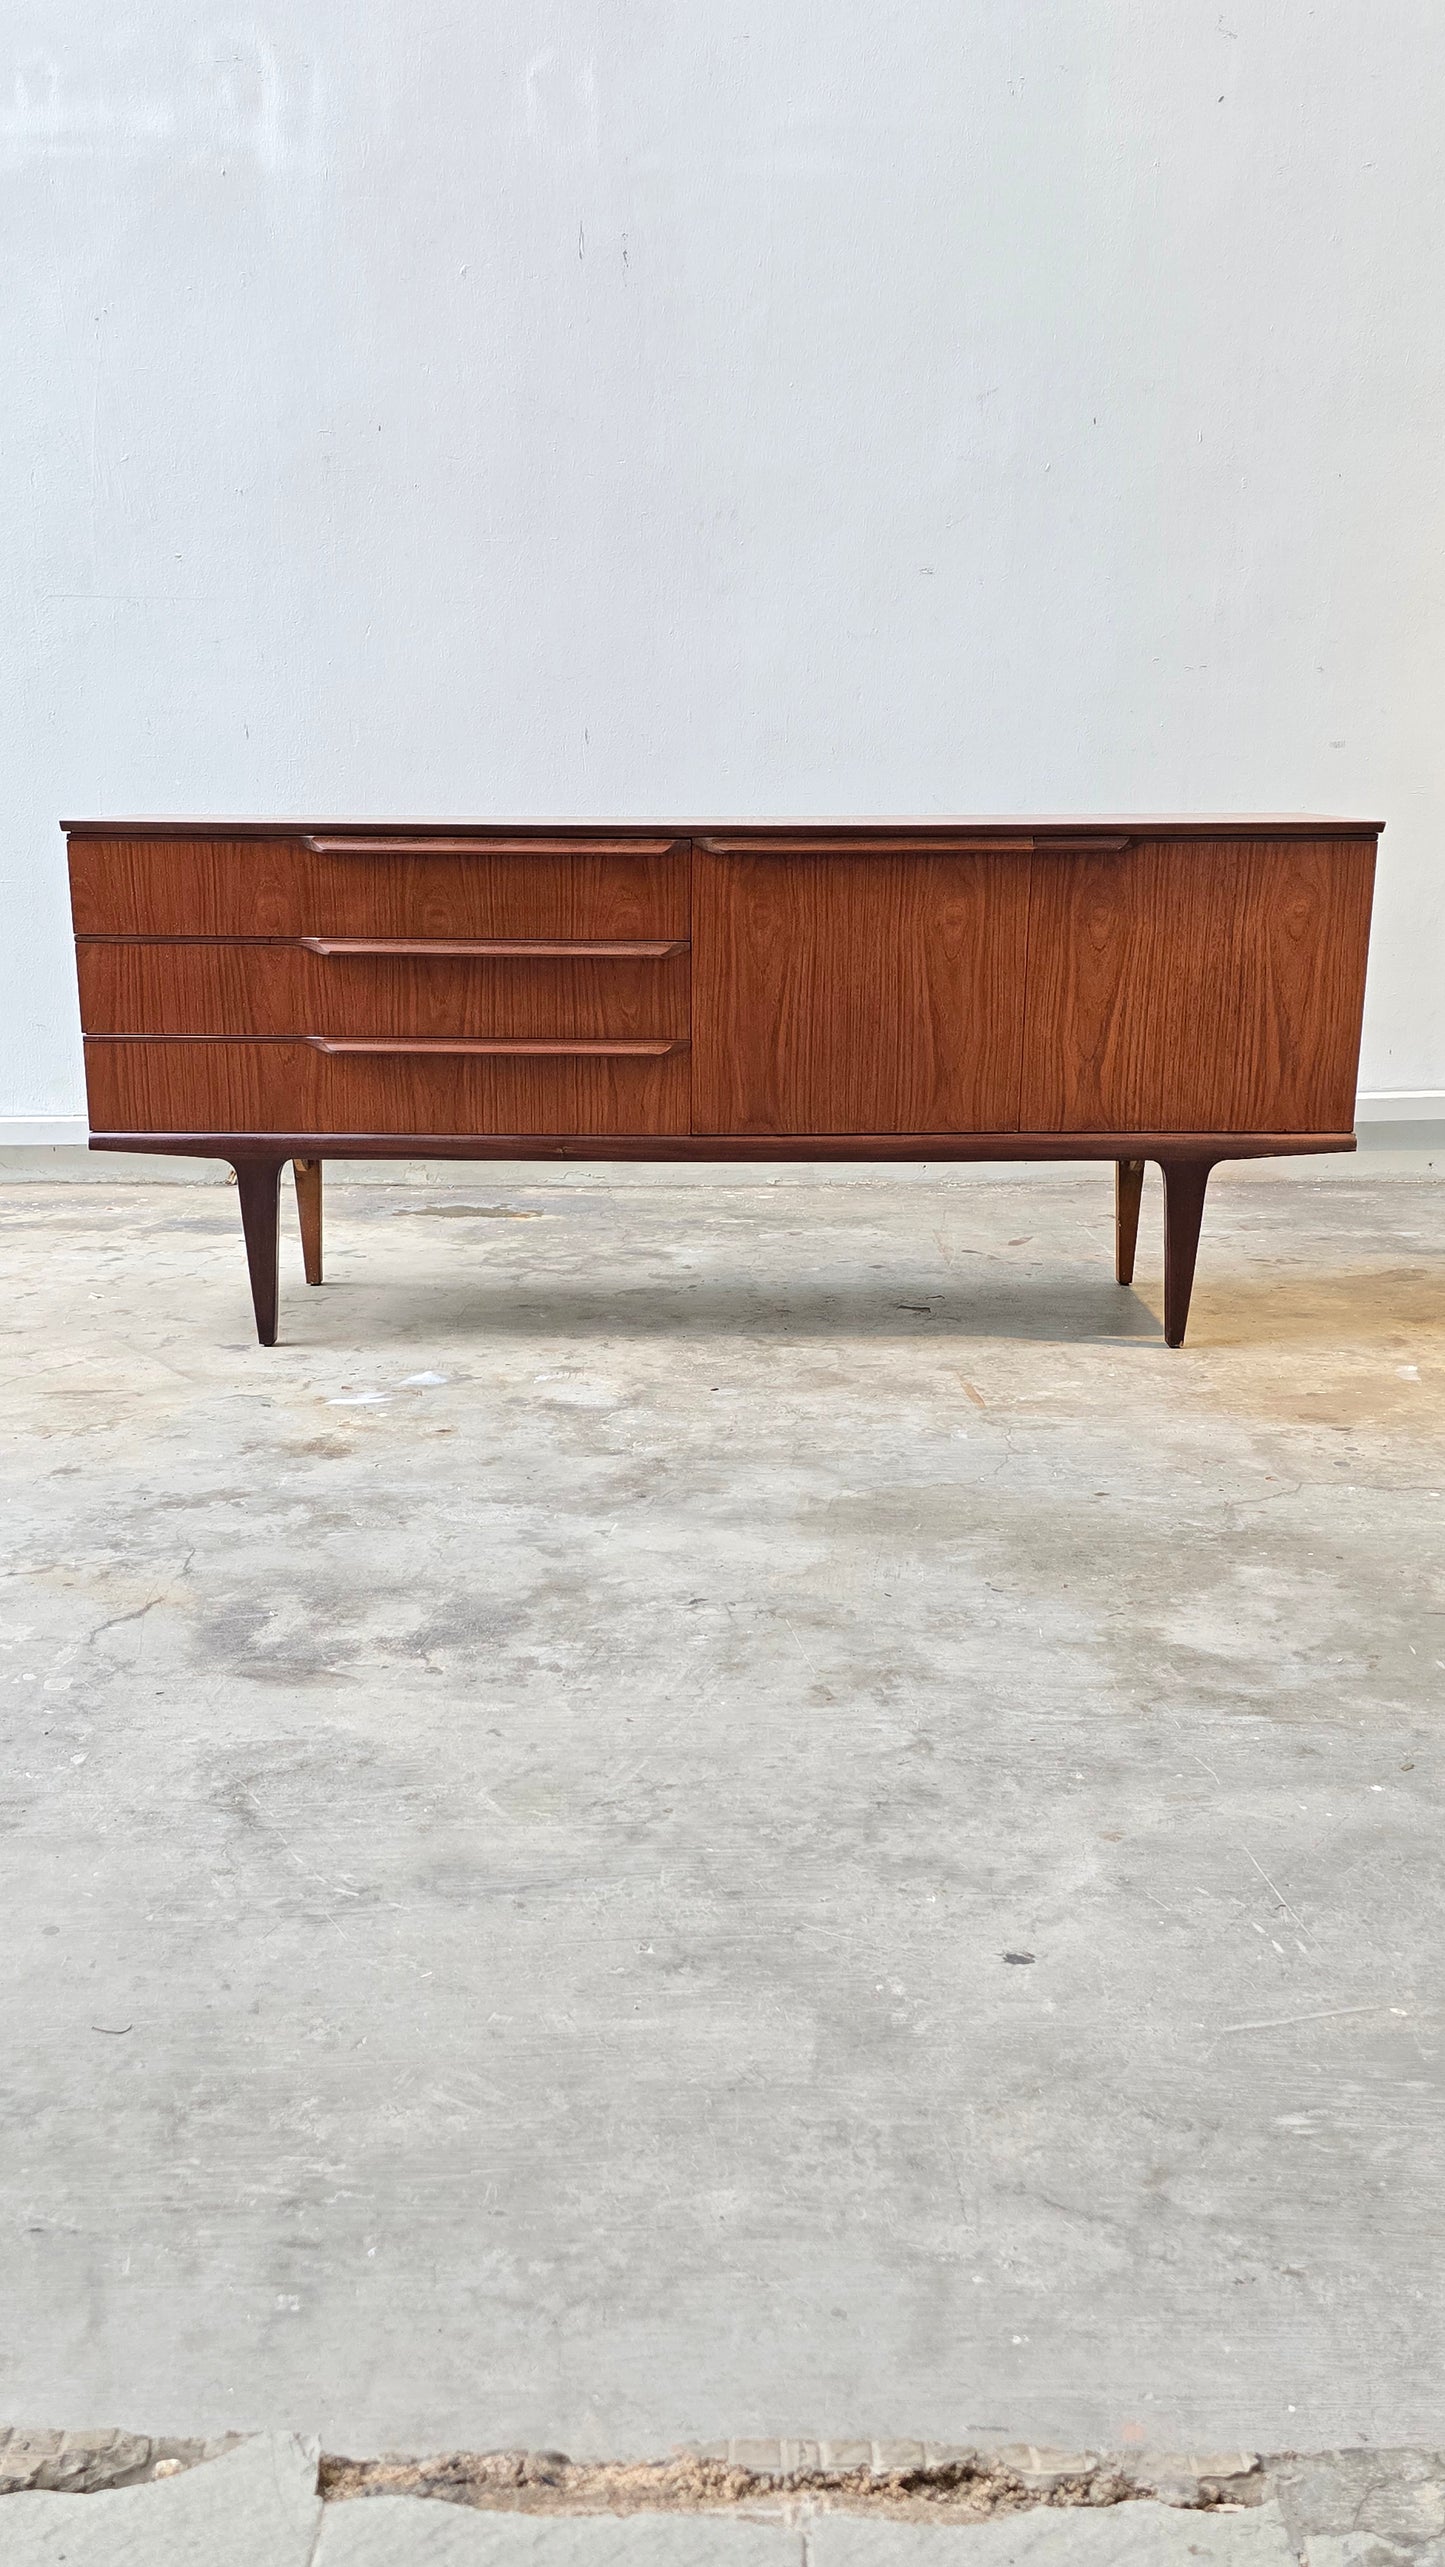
293,1158,323,1285
1159,1157,1215,1348
1115,1158,1145,1285
232,1157,284,1346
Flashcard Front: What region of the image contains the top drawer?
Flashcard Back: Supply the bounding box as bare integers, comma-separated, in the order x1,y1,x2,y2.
68,834,690,940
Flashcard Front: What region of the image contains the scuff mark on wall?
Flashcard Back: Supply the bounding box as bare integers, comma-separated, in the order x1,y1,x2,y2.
0,21,299,173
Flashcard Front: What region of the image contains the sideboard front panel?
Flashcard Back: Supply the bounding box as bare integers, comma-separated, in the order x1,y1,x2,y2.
691,849,1031,1133
70,824,1377,1152
1019,836,1376,1133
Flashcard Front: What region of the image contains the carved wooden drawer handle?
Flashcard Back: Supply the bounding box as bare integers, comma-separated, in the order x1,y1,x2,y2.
306,1037,688,1057
299,835,686,857
298,938,688,959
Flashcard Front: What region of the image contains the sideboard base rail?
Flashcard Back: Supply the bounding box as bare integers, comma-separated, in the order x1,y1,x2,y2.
88,1128,1355,1349
88,1129,1355,1162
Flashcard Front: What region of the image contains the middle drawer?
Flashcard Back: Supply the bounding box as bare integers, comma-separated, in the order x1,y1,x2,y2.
77,939,691,1043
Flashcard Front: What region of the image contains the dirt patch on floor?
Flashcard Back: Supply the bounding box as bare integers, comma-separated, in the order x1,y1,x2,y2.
316,2442,1266,2520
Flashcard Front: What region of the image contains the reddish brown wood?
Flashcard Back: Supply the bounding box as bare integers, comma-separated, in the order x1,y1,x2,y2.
1020,836,1377,1133
75,940,690,1040
299,834,687,857
232,1156,284,1345
1115,1158,1145,1285
67,838,689,939
83,1039,690,1138
298,937,686,957
697,829,1127,858
691,847,1032,1133
89,1127,1357,1161
1028,836,1132,857
64,818,1381,1347
697,831,1038,857
67,815,1383,840
1160,1158,1216,1347
293,1158,322,1285
307,1037,683,1057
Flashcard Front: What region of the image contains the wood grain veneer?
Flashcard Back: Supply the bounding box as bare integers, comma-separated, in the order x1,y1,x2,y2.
68,837,688,940
691,847,1031,1133
1020,835,1377,1132
76,940,690,1041
83,1039,690,1138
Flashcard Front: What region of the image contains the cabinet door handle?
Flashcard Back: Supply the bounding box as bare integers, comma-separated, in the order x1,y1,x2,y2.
297,938,688,958
1034,835,1133,855
306,1037,688,1057
694,834,1037,856
693,832,1136,856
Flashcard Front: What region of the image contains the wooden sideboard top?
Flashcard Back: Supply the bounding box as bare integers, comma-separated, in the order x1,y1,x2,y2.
63,815,1383,841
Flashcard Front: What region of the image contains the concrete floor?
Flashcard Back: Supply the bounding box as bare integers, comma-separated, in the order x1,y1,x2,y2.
1,1162,1443,2464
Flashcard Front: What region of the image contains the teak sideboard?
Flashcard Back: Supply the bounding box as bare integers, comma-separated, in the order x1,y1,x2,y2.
64,817,1380,1348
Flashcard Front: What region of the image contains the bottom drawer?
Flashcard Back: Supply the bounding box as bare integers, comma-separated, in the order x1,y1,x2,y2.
85,1038,690,1137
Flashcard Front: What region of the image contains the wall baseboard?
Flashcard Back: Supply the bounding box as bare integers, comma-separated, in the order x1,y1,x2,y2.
1355,1091,1445,1120
0,1117,89,1145
0,1100,1440,1140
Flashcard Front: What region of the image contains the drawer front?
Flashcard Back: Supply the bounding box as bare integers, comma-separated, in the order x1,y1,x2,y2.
68,835,689,939
84,1039,690,1137
1020,836,1377,1132
76,940,690,1041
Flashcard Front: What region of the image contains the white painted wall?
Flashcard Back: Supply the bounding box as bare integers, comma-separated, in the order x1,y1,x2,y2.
4,1,1443,1128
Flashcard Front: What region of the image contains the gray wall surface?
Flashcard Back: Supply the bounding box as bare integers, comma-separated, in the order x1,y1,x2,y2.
4,3,1443,1124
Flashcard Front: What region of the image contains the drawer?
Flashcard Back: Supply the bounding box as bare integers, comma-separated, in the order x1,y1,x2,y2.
68,834,690,939
76,939,690,1040
84,1038,690,1137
